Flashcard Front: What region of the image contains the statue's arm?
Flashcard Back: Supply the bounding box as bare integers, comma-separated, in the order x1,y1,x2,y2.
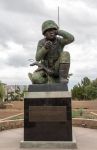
35,40,48,61
58,30,74,45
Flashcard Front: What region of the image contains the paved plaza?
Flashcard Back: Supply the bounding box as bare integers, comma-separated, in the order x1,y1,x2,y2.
0,127,97,150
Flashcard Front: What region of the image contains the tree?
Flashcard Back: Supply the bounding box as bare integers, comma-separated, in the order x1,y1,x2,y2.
84,85,97,100
81,77,91,86
72,84,85,100
0,82,5,103
92,78,97,87
72,77,97,100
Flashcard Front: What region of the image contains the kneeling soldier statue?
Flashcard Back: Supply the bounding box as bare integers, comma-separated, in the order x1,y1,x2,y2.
28,20,74,84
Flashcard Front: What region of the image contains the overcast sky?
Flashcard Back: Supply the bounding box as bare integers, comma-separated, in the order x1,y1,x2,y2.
0,0,97,88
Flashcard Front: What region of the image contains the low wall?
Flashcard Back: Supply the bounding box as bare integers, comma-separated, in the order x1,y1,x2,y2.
0,119,23,131
4,104,13,109
72,118,97,129
72,101,97,109
0,118,97,131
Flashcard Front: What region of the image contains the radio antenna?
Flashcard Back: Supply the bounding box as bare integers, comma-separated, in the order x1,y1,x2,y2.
58,6,60,27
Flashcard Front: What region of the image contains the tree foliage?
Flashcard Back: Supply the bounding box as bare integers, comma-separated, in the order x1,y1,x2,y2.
72,77,97,100
0,81,5,103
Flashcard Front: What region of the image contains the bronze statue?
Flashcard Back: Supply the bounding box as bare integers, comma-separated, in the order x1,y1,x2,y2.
28,20,74,84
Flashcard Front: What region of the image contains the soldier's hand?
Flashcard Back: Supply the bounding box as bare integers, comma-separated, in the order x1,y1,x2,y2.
44,41,52,49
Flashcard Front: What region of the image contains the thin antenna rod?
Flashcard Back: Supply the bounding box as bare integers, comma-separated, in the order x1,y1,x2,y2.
58,6,60,27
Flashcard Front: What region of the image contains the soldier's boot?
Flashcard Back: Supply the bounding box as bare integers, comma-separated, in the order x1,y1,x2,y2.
59,63,70,83
59,51,70,83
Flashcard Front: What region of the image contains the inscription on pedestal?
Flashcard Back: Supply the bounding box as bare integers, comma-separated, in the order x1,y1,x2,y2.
29,106,67,122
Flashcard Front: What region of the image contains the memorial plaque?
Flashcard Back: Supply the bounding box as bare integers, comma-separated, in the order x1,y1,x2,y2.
29,106,67,122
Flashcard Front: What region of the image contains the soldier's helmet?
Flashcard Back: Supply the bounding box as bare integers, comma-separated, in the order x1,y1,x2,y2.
42,20,59,35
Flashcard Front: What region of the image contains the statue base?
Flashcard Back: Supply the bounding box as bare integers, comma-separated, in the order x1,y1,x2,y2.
20,133,77,149
24,83,72,141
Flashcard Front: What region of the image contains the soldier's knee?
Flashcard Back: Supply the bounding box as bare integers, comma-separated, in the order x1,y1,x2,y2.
31,71,42,83
32,71,47,84
28,72,39,83
60,51,70,63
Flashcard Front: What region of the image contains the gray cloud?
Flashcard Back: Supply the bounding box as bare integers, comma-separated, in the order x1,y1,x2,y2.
0,0,46,15
59,1,97,45
84,0,97,8
6,53,29,67
0,0,97,86
5,45,36,67
67,0,97,9
0,0,96,47
0,0,52,46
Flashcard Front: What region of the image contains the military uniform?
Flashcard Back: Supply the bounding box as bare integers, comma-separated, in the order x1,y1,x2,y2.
28,20,74,84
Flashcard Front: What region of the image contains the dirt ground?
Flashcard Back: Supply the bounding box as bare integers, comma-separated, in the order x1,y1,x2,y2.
0,101,24,119
0,100,97,120
11,101,24,110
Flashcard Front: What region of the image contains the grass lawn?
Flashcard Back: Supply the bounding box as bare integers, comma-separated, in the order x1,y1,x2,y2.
6,114,24,120
72,109,97,119
5,109,97,120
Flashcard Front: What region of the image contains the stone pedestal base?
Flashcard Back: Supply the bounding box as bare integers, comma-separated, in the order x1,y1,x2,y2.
24,83,72,141
20,133,77,149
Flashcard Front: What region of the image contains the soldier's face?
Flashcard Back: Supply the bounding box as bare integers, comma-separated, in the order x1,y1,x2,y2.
44,28,57,40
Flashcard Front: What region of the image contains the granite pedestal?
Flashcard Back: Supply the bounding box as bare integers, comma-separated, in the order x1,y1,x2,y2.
20,83,77,149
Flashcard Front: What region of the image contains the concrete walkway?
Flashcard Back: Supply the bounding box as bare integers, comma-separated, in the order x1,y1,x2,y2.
0,127,97,150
